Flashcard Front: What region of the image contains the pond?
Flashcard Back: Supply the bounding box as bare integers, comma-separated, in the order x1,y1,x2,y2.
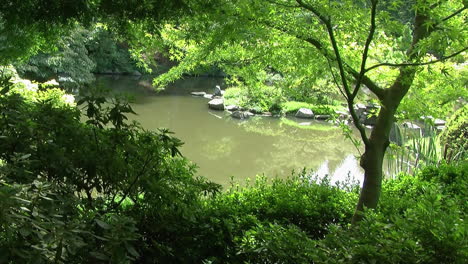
95,75,363,186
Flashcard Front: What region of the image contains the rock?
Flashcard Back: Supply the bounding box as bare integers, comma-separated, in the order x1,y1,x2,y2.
225,105,239,111
131,71,142,76
335,110,350,120
191,91,206,96
354,103,367,116
214,85,223,96
203,94,214,99
231,111,254,119
362,114,377,126
434,119,446,126
299,122,312,126
249,108,263,114
420,115,434,123
260,112,273,117
208,99,224,110
244,111,255,118
295,108,314,119
436,126,445,131
315,115,331,120
366,103,380,111
402,122,421,130
231,111,244,119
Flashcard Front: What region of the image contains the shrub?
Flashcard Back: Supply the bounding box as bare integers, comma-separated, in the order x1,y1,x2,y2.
440,105,468,162
236,223,317,264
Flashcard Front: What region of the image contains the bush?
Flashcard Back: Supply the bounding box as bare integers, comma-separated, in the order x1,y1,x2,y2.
236,223,317,264
440,105,468,162
0,76,217,263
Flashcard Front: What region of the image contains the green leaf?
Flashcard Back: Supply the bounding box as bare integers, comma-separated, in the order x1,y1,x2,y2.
95,219,111,230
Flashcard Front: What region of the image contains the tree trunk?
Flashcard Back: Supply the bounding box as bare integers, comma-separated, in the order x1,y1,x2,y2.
351,105,393,224
351,68,416,224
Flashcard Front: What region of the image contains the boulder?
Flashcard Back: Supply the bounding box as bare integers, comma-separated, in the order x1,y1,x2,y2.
295,108,314,119
335,110,350,120
249,108,263,114
434,119,446,126
214,85,223,96
362,113,377,126
315,114,331,120
354,103,367,116
191,91,206,96
244,111,255,118
225,105,239,111
208,99,224,110
402,122,421,130
231,110,254,119
203,94,214,99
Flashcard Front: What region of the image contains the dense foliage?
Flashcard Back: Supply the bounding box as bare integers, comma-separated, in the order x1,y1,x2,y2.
14,26,140,89
1,75,466,263
1,0,467,262
440,105,468,161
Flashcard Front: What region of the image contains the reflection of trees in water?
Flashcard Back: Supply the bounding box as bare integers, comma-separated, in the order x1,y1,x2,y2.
202,137,237,160
232,116,359,178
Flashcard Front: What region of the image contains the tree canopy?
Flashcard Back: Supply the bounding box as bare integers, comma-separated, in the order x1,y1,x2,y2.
148,0,467,220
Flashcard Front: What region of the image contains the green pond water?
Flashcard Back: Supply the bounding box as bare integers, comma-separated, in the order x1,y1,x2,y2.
95,75,363,185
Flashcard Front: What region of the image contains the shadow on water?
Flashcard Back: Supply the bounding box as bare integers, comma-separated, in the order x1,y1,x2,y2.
94,75,363,185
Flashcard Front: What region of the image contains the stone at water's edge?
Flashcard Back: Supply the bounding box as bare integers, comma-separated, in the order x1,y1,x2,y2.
434,119,446,126
225,105,239,111
402,122,421,130
208,98,224,110
214,85,223,96
315,114,331,120
295,108,314,119
191,91,206,96
231,111,254,119
204,94,214,99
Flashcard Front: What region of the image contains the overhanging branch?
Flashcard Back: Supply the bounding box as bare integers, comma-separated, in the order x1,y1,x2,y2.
365,46,468,72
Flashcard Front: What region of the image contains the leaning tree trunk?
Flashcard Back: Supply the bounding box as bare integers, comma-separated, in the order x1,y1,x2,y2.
351,68,416,224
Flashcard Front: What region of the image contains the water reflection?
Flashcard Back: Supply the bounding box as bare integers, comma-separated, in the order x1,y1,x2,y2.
94,75,362,185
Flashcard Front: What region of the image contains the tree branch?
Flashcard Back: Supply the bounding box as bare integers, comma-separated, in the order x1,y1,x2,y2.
296,0,370,145
295,0,330,23
365,46,468,72
351,0,378,101
442,6,467,22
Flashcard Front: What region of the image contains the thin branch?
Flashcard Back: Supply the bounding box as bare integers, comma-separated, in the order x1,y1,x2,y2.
296,0,330,23
365,46,468,72
296,0,370,145
326,56,348,100
111,153,154,209
256,17,385,99
351,0,378,101
442,6,467,22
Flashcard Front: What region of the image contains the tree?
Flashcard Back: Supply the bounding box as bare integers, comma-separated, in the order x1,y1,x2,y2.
150,0,467,222
0,0,186,64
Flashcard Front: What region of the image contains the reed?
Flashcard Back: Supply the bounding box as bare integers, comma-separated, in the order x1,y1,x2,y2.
385,122,442,178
